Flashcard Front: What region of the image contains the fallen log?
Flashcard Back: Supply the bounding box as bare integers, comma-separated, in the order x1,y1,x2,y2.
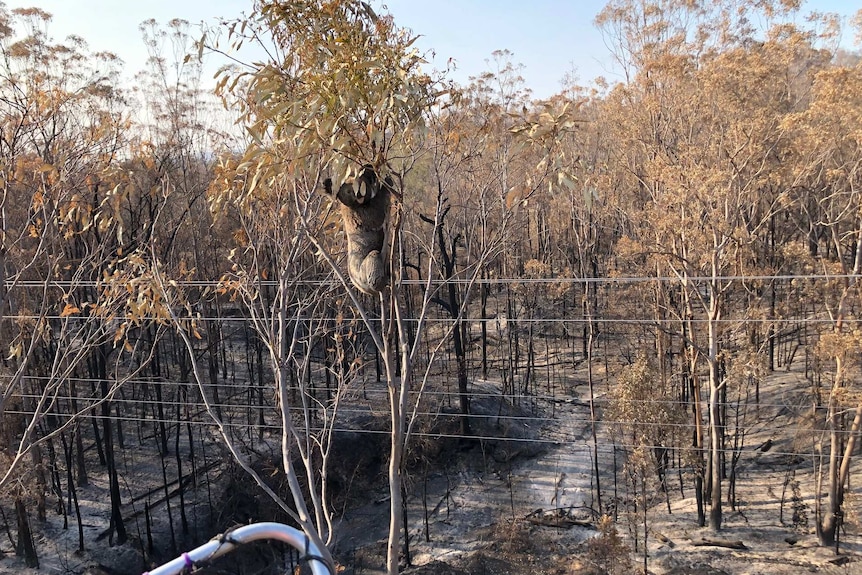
524,508,593,529
692,538,748,550
653,531,675,548
96,459,220,541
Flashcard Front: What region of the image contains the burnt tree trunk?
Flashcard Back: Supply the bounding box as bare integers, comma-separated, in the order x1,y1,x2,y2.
422,196,471,436
95,344,127,545
14,497,38,568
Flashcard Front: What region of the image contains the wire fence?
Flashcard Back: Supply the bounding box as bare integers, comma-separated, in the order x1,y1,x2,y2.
2,272,857,575
1,273,850,491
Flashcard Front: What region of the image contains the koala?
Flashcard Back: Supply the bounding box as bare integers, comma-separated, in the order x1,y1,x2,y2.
323,165,392,295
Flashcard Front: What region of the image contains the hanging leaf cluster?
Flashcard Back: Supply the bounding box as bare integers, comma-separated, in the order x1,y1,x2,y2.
208,0,439,210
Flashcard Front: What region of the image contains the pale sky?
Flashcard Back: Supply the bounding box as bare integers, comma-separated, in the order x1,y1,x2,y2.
0,0,858,99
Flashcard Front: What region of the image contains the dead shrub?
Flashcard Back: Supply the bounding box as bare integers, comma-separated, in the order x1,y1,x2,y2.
579,515,633,575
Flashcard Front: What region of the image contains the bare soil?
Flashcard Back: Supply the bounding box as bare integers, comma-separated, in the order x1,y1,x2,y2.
338,372,862,575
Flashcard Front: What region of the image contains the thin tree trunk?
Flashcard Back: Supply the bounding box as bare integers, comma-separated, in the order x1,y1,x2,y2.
587,322,602,514
708,287,723,531
14,497,38,568
99,346,127,546
61,432,85,553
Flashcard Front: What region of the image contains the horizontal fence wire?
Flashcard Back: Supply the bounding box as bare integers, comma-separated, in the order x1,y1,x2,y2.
4,273,861,289
7,382,817,411
0,314,851,324
0,272,848,496
3,408,826,460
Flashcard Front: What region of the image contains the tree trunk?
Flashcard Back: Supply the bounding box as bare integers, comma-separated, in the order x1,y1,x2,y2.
708,370,722,531
682,295,705,527
817,230,862,545
586,319,602,514
386,345,405,575
481,271,489,378
98,345,127,546
61,432,85,553
707,288,723,532
14,497,38,568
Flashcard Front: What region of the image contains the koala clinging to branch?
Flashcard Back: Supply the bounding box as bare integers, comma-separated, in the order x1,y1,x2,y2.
323,165,393,295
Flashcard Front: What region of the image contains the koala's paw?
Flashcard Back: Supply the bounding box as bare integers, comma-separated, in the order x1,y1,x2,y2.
350,250,386,295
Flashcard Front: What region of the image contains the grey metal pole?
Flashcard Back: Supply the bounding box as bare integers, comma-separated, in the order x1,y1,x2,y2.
143,522,331,575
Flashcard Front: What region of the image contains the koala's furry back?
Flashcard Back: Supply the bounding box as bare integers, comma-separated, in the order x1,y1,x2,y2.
338,181,391,295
